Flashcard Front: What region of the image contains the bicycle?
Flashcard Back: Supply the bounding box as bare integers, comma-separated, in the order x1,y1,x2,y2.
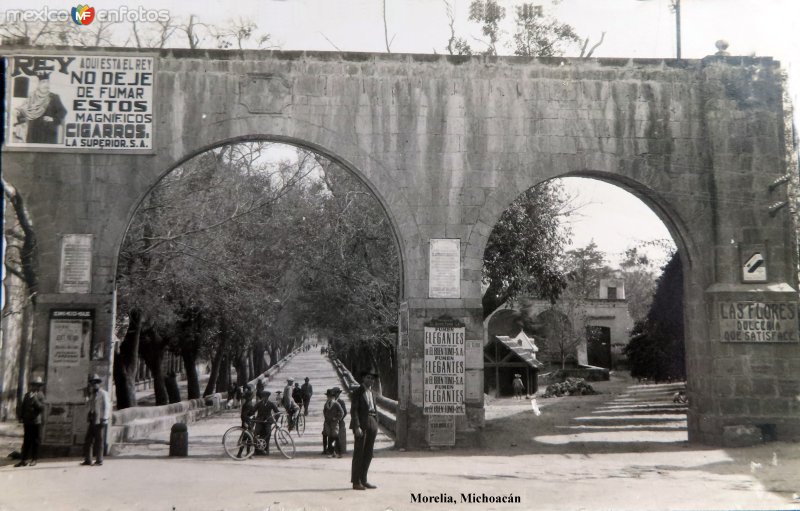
222,418,296,460
275,409,305,437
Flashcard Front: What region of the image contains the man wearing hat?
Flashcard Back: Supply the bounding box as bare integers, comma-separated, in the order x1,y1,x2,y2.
16,376,46,467
253,390,280,455
323,388,344,457
82,373,110,466
240,385,256,428
350,367,380,490
512,373,525,400
282,378,299,431
282,378,294,409
301,377,313,416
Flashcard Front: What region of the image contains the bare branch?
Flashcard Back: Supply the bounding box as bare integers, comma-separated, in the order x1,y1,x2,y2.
382,0,392,53
581,31,606,59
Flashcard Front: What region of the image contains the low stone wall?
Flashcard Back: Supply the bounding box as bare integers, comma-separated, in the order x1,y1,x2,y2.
540,365,610,384
109,394,223,444
109,348,302,446
330,357,396,437
246,347,301,389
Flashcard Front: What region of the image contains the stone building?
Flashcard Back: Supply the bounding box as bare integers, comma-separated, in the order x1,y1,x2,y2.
486,279,634,370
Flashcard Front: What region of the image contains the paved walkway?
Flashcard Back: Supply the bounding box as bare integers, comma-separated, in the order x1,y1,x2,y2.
114,349,394,458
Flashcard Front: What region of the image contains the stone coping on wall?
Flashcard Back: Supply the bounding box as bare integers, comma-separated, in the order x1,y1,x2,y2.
1,44,781,70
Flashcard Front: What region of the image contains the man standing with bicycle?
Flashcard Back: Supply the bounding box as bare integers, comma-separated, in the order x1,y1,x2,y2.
254,390,280,455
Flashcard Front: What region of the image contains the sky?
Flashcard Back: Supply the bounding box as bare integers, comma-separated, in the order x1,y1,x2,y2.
4,0,797,268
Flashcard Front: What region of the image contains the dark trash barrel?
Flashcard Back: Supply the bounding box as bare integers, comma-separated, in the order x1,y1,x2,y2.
169,423,188,457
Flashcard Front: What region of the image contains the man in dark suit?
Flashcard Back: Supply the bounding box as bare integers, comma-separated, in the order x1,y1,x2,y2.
350,368,379,490
253,390,280,455
16,376,46,467
301,377,313,416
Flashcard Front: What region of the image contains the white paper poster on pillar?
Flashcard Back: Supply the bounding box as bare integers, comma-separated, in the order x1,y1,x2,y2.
429,238,460,298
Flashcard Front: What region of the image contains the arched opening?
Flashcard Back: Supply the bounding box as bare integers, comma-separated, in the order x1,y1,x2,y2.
112,138,403,412
481,173,691,452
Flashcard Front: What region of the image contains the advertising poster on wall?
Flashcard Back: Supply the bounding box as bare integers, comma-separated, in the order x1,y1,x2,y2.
46,310,93,403
58,234,93,293
423,316,466,415
718,301,799,343
42,403,76,446
427,415,456,446
428,238,460,298
6,54,154,152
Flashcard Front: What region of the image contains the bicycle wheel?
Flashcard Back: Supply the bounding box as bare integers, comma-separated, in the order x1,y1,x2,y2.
223,426,255,460
273,427,296,459
295,414,305,436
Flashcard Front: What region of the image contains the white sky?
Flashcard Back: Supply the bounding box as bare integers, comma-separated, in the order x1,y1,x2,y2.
5,0,796,267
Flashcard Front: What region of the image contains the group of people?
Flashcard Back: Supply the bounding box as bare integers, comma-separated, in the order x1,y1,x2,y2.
15,365,382,491
14,373,110,468
236,367,381,490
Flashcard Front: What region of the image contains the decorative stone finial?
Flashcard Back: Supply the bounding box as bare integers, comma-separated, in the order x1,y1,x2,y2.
715,40,730,56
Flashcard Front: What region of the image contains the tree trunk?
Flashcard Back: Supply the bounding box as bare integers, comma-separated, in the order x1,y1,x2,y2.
14,300,34,414
253,344,266,375
235,352,250,387
181,344,200,399
3,179,39,414
203,341,226,396
113,311,141,409
140,328,168,405
218,355,230,394
165,371,181,403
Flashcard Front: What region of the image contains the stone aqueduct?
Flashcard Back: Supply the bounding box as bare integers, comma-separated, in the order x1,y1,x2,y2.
3,47,799,449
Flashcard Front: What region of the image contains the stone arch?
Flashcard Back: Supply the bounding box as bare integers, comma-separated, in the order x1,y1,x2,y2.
467,170,697,277
116,131,411,299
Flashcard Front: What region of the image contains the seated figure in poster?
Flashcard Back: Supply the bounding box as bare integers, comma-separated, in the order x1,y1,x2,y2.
14,72,67,144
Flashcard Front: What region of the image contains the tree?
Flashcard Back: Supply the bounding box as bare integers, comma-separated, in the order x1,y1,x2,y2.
114,141,404,403
537,290,589,369
116,143,320,405
468,0,506,56
623,253,685,381
0,13,275,50
482,181,571,318
562,241,613,299
618,244,667,323
448,1,601,58
511,3,580,57
444,1,472,55
291,159,401,396
2,179,39,416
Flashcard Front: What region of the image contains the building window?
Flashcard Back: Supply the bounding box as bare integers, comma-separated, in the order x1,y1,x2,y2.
607,286,617,300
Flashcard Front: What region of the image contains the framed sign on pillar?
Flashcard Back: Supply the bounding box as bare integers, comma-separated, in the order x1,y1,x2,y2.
423,315,466,415
429,238,460,298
